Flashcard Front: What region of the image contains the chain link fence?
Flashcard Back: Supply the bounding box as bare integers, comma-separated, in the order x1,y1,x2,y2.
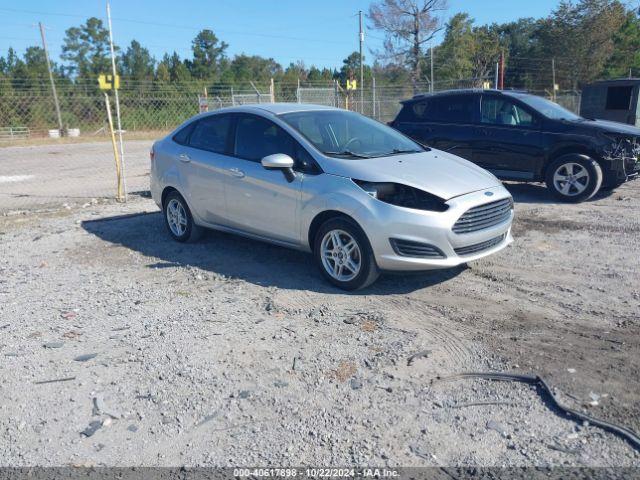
0,76,583,212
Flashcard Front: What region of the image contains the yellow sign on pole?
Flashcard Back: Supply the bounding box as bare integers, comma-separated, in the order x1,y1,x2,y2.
98,74,120,90
346,79,357,91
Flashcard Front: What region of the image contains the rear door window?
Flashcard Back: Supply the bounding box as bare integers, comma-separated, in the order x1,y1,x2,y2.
188,114,232,153
421,95,476,123
172,123,194,145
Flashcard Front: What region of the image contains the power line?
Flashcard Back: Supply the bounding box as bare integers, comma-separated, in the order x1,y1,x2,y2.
0,7,352,46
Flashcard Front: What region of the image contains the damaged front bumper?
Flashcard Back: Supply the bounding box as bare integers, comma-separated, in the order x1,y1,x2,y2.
601,138,640,186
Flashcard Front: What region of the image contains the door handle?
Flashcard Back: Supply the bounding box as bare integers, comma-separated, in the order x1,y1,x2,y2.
179,153,191,163
229,168,245,178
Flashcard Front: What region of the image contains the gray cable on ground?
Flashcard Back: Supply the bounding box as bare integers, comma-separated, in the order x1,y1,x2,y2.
434,372,640,452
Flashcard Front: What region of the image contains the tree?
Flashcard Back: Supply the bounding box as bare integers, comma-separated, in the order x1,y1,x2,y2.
435,13,475,80
61,17,113,79
188,29,228,80
227,54,282,84
0,47,20,75
159,52,192,83
494,18,545,89
602,9,640,78
121,40,155,81
306,66,335,83
338,51,372,85
436,14,502,86
537,0,627,88
368,0,448,91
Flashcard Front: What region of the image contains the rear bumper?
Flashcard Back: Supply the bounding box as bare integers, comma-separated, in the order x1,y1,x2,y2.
356,186,514,272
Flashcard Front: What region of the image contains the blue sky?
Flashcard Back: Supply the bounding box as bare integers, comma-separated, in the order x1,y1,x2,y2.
0,0,561,69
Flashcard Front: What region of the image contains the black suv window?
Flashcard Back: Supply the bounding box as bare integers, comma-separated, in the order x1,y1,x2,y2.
188,114,232,153
234,114,296,161
405,95,476,123
481,97,536,127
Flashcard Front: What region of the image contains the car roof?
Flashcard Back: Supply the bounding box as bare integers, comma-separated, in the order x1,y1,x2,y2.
198,103,340,117
401,88,530,104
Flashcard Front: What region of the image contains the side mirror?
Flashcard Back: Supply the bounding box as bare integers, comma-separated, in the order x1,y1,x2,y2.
261,153,294,169
261,153,296,183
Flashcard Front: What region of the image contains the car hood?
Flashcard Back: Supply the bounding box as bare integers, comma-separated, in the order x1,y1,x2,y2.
570,118,640,137
317,149,502,201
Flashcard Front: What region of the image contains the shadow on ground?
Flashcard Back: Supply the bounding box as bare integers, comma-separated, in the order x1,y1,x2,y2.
504,181,616,204
82,211,464,295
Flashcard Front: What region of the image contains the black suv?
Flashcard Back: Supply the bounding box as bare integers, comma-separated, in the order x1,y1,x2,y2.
390,89,640,202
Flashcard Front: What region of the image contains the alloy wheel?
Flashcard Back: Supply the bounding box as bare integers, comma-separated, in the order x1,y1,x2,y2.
166,198,187,237
553,162,590,196
320,229,362,282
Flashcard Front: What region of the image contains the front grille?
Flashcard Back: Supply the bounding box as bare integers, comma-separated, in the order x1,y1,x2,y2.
390,239,446,259
452,197,513,234
454,234,506,256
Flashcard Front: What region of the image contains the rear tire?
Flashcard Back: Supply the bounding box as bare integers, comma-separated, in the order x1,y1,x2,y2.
163,191,203,243
313,217,379,290
545,156,602,202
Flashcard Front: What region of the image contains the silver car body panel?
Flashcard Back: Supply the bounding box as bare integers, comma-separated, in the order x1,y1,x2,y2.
151,103,513,272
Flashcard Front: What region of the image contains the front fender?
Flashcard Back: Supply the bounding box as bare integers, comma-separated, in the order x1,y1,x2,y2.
299,175,370,250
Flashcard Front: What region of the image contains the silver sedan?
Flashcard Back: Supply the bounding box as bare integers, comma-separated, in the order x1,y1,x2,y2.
150,103,513,290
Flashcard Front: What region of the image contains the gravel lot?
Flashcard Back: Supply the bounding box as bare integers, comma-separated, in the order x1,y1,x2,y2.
0,141,639,468
0,140,151,212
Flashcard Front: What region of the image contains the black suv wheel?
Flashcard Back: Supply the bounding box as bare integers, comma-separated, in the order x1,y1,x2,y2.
545,155,602,202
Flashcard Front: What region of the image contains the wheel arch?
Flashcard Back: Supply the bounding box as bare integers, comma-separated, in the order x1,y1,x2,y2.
544,147,601,178
307,210,360,253
161,185,180,207
161,185,199,221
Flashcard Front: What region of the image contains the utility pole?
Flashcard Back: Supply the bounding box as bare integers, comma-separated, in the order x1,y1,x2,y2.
358,10,364,113
39,22,63,136
551,58,557,102
106,1,127,201
498,51,505,90
430,42,434,93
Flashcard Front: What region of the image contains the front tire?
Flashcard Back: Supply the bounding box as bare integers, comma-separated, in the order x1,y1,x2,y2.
314,217,379,291
163,191,202,242
545,156,602,202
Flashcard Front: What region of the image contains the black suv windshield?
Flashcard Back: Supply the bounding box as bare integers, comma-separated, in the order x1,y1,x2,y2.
280,110,424,159
514,94,582,121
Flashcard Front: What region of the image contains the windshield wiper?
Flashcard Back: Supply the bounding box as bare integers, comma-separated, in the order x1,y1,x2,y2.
385,148,423,156
324,150,373,159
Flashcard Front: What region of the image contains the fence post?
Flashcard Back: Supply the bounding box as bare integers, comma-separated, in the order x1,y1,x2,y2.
372,77,376,119
296,78,301,103
231,87,235,106
270,77,275,103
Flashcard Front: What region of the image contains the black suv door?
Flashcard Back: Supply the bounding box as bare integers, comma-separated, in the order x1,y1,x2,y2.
394,94,478,160
473,94,544,179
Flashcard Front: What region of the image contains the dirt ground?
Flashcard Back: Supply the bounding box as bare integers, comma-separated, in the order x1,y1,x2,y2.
0,141,639,468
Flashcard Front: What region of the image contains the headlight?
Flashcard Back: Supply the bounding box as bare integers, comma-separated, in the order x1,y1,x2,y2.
353,180,449,212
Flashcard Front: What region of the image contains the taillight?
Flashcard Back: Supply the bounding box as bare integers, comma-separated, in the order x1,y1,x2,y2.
150,147,155,163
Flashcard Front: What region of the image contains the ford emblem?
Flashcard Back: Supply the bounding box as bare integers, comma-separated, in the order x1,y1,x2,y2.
484,191,494,197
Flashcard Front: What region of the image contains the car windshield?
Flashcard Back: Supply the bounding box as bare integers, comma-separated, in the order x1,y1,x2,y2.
515,94,583,121
280,109,424,159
